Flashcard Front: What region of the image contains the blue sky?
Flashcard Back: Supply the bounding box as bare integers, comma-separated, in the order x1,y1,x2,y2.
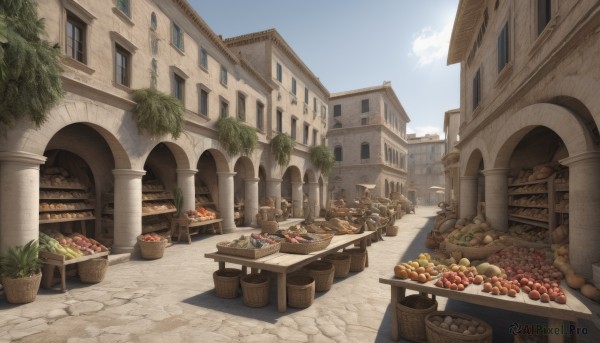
189,0,460,137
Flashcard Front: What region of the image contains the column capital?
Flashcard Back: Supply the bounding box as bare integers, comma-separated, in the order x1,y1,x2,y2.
460,175,479,181
244,177,260,182
560,151,600,166
176,168,198,176
267,178,283,183
482,168,511,176
217,171,236,177
0,151,46,165
307,181,319,186
112,169,146,177
291,181,304,186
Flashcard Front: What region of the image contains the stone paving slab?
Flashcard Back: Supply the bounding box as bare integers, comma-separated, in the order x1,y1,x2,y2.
1,207,599,342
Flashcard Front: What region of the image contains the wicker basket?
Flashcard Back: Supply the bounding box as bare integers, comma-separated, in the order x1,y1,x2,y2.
386,225,399,236
344,248,367,272
1,273,42,304
213,268,242,298
307,260,334,292
279,234,333,254
240,273,269,307
261,221,279,234
396,295,438,342
137,235,167,260
287,275,315,308
443,241,505,260
425,311,492,343
322,252,351,277
216,241,281,259
78,258,108,283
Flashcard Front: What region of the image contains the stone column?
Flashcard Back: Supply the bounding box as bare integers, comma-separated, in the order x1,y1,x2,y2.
482,168,510,231
176,169,197,213
218,171,236,233
244,177,259,226
291,181,303,217
112,169,145,254
266,178,282,210
0,151,46,253
560,152,600,279
459,176,478,219
307,181,320,218
444,171,452,205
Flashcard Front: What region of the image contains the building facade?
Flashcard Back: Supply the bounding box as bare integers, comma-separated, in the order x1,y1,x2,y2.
448,0,600,278
407,134,446,206
327,82,410,202
0,0,328,253
442,109,461,207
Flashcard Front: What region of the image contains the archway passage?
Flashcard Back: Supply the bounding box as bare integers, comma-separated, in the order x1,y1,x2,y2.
460,149,485,218
282,166,303,218
196,151,220,215
40,123,117,246
233,156,256,226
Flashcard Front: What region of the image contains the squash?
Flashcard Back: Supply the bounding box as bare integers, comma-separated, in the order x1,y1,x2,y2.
551,224,569,244
580,283,600,302
565,271,586,289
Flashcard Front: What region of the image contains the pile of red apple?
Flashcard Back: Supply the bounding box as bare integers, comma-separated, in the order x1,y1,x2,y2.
434,271,475,291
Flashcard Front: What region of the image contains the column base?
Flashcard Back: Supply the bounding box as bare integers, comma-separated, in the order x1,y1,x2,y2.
111,245,136,254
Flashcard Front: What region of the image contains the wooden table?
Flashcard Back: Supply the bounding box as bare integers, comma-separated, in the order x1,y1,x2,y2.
379,276,593,343
171,217,223,244
40,250,109,292
205,231,374,312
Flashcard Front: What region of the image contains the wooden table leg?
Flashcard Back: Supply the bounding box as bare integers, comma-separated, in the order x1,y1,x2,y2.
59,265,67,293
250,268,258,274
218,262,225,270
391,286,406,341
547,318,565,343
277,272,287,313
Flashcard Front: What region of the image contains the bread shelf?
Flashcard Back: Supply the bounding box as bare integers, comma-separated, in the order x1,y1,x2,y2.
40,216,96,224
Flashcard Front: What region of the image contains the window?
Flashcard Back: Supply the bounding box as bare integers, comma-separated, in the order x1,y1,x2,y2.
334,146,343,161
537,0,551,35
321,105,326,119
361,117,368,125
276,109,283,132
199,88,208,116
313,97,317,112
116,0,130,17
115,44,130,87
150,12,157,31
256,102,264,130
292,78,297,96
361,99,369,113
220,66,228,86
220,99,229,118
333,104,341,117
200,48,208,69
303,123,309,144
312,129,317,146
472,68,481,111
237,92,246,121
291,118,297,140
66,12,86,63
304,87,309,104
384,144,388,161
276,63,282,82
497,22,509,72
361,143,370,159
173,73,185,103
172,22,184,51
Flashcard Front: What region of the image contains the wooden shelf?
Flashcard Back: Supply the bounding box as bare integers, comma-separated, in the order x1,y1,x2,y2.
509,215,549,228
509,178,553,187
40,217,96,224
142,196,174,201
142,209,176,217
508,203,548,209
141,188,166,193
40,197,90,200
508,191,548,195
40,207,95,213
40,184,87,190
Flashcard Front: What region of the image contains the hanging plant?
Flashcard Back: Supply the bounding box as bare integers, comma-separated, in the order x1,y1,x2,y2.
216,117,257,156
271,132,295,167
0,1,64,129
310,144,335,175
132,87,184,139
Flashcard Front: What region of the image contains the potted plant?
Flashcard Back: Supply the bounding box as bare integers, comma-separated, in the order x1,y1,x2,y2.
132,87,184,139
216,117,257,156
309,144,335,175
0,239,42,304
271,132,295,167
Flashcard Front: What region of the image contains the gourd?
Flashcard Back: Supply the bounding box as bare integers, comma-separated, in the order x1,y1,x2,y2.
551,224,569,244
565,271,586,289
580,283,600,302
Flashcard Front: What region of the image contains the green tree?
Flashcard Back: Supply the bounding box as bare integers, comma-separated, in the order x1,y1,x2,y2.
0,0,64,128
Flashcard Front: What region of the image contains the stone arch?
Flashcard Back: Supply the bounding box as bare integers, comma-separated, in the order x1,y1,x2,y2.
462,148,485,177
385,179,389,196
492,103,594,168
233,156,256,179
200,148,230,173
303,168,318,184
6,101,132,169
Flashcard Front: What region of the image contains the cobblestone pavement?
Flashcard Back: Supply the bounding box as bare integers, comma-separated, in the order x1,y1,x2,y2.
1,207,598,342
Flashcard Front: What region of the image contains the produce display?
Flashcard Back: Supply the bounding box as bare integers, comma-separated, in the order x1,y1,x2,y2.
393,253,443,283
512,165,555,183
428,314,488,335
39,211,94,220
40,202,92,211
445,222,512,248
509,224,548,243
305,218,360,235
141,191,173,200
186,207,217,221
40,174,85,188
509,183,547,193
510,194,547,207
40,190,88,199
141,201,175,213
509,207,548,220
39,231,108,259
140,233,165,242
224,233,277,249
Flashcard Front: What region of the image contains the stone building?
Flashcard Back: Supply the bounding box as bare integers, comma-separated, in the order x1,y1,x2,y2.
327,82,409,202
442,109,461,207
0,0,328,253
406,134,446,206
448,0,600,278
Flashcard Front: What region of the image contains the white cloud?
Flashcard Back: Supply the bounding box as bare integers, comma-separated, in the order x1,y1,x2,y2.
411,21,453,66
407,126,445,139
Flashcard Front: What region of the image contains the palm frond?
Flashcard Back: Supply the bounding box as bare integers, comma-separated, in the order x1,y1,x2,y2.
0,239,41,278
